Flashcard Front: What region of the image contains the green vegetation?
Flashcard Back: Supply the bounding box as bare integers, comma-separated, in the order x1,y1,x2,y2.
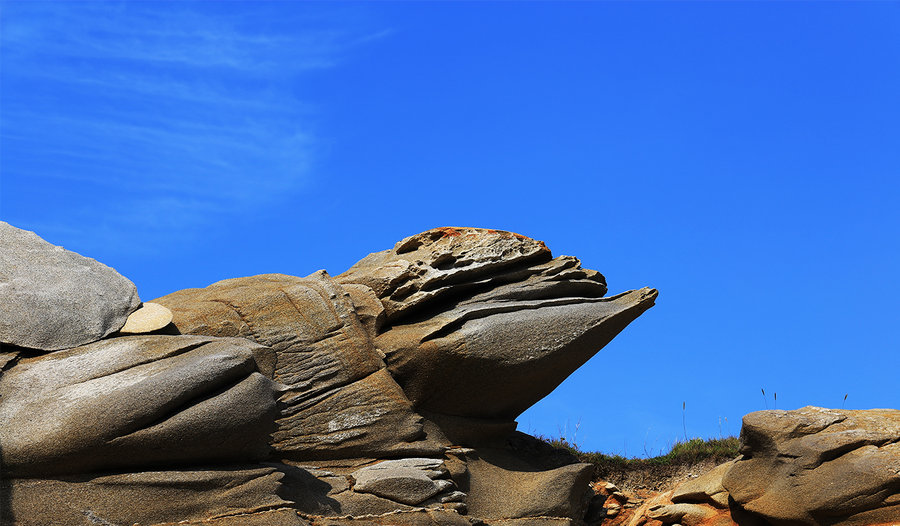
539,435,741,488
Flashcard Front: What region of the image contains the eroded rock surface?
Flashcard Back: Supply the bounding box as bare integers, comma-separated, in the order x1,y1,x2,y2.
1,224,658,526
723,406,900,526
153,271,440,459
340,227,657,430
0,221,141,350
351,458,456,505
0,334,278,476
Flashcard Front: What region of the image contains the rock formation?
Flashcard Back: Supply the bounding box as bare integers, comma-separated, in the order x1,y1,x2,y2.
3,223,896,526
723,406,900,526
0,221,140,351
0,224,657,525
617,407,900,526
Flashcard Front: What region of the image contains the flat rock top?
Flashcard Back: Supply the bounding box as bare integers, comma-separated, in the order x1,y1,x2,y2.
0,222,141,351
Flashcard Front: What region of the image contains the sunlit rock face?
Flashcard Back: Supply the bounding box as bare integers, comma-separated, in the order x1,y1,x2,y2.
624,406,900,526
338,227,657,434
723,406,900,526
0,224,657,525
0,221,141,351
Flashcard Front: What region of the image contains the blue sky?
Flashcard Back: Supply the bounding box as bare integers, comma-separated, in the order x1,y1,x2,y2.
2,1,898,455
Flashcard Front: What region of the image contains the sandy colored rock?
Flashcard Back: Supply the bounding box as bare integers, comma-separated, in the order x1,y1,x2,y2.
647,502,718,525
723,406,900,526
488,520,577,526
118,301,173,333
154,509,310,526
272,368,440,459
351,458,453,505
338,227,563,322
307,509,471,526
2,466,292,526
461,448,594,520
0,334,278,476
378,286,656,422
1,225,662,526
154,271,442,459
0,221,141,350
671,459,735,508
341,227,655,425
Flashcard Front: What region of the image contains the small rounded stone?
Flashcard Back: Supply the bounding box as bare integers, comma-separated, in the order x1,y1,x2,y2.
118,302,173,334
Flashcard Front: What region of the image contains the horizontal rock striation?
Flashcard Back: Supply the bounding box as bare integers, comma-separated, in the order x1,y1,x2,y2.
0,335,278,476
340,227,656,428
1,223,660,525
153,271,439,459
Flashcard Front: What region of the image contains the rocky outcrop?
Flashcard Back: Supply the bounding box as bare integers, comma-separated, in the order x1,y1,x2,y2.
3,467,293,526
0,224,656,525
339,227,657,440
0,334,278,476
153,271,440,460
2,223,897,526
0,221,141,350
723,406,900,526
620,407,900,526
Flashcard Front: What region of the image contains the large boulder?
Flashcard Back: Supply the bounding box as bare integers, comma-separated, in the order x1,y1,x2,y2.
153,271,443,459
2,467,294,526
0,221,141,350
723,406,900,526
0,334,278,476
339,227,657,425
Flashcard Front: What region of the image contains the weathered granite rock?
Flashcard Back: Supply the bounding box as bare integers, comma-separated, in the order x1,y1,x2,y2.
646,502,719,525
723,406,900,526
306,509,472,526
351,458,455,505
153,271,441,459
340,227,656,424
0,334,278,476
2,466,293,526
0,221,141,350
0,225,658,526
338,227,570,322
671,459,735,508
452,446,595,520
156,509,310,526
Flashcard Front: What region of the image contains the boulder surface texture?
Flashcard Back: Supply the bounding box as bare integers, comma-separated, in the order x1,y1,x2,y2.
1,224,662,525
723,406,900,526
0,221,141,350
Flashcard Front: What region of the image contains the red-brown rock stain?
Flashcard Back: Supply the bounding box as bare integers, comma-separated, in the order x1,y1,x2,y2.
435,227,463,238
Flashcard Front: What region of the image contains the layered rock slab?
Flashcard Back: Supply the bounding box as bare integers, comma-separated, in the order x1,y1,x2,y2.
0,221,141,350
2,466,292,526
0,334,278,476
723,406,900,526
340,227,656,423
153,271,439,459
0,224,661,525
351,458,455,505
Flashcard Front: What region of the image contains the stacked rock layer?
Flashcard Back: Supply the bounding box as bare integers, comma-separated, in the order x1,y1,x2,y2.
0,224,657,525
3,223,895,526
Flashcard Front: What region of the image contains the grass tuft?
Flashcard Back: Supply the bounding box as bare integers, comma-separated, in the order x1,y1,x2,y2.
536,435,741,489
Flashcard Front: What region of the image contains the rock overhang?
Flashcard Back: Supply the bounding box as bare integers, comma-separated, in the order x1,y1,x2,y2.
0,223,659,525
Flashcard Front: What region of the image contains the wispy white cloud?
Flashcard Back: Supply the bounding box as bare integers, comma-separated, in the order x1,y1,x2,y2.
0,1,383,249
